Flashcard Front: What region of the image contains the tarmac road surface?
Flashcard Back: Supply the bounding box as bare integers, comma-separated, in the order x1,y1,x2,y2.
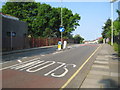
1,44,102,88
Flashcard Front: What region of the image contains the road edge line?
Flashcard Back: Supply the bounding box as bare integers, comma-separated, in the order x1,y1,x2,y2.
60,44,103,89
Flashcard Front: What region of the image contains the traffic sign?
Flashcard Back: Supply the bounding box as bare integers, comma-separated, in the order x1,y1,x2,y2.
59,27,65,32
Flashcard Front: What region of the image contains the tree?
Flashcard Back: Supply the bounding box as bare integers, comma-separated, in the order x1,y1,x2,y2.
43,28,53,38
113,20,120,35
113,10,120,36
0,8,1,13
2,2,81,38
8,0,35,2
102,19,111,39
73,34,84,44
2,2,39,37
116,10,120,21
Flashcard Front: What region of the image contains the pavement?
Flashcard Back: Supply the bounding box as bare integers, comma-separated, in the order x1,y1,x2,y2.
1,44,79,63
2,45,58,55
80,44,120,88
2,45,58,63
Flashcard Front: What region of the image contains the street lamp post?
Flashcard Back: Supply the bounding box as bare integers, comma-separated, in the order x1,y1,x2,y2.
111,2,114,46
110,0,118,46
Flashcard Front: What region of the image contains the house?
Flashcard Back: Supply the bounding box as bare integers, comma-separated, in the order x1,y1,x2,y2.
1,13,29,51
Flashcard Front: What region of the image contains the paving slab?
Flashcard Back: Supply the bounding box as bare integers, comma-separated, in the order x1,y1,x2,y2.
89,70,110,76
94,61,109,65
80,44,120,89
92,64,109,69
110,72,120,77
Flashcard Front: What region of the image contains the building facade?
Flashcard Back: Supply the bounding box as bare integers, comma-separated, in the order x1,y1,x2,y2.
1,13,29,51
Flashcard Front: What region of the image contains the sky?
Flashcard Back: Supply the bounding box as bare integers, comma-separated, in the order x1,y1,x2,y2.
0,0,119,41
39,1,119,40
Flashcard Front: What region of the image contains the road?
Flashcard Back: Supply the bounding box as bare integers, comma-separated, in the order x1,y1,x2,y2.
1,44,102,88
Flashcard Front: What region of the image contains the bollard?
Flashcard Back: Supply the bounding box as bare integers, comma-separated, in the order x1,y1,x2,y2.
63,41,67,49
58,41,62,50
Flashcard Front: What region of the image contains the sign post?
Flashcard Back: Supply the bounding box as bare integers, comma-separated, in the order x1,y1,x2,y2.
59,27,65,49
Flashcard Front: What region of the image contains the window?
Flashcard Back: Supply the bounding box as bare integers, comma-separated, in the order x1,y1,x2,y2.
7,32,16,37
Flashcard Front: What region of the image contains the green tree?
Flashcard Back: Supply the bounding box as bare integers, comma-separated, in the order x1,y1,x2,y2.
73,34,84,44
102,19,111,39
0,8,1,13
113,10,120,36
43,28,53,38
116,10,120,21
113,20,120,35
2,2,81,38
2,2,39,37
8,0,35,2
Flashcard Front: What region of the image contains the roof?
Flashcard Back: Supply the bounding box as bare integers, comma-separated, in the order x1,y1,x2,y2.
0,13,19,20
96,37,102,40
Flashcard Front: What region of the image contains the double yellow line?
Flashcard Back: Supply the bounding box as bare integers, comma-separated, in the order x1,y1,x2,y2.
60,44,103,89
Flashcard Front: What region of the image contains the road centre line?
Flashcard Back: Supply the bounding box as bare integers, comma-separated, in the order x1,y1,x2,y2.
0,58,40,71
60,44,103,89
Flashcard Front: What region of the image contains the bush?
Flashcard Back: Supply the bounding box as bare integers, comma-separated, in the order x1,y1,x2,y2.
113,43,118,51
98,38,103,43
113,43,120,57
118,44,120,57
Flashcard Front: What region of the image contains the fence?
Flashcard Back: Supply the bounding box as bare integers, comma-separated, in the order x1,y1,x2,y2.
2,37,75,52
29,38,61,48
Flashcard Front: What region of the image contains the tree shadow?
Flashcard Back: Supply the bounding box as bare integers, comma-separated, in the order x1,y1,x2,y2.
99,79,120,90
112,53,119,57
111,53,120,61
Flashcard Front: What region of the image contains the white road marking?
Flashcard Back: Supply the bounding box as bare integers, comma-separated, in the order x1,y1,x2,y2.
1,57,77,78
44,62,66,76
17,60,22,63
22,57,27,59
41,55,45,56
0,61,12,64
52,52,59,55
0,58,40,70
44,63,76,78
19,60,44,71
26,61,56,73
52,51,63,55
11,60,43,70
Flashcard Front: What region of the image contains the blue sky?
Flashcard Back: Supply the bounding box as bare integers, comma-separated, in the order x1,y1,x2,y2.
42,2,118,40
0,1,119,40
